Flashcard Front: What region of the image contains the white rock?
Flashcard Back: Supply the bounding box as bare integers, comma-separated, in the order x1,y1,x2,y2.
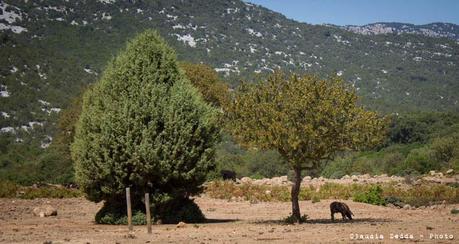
176,221,186,228
33,205,57,217
360,174,371,179
303,176,312,181
240,177,252,183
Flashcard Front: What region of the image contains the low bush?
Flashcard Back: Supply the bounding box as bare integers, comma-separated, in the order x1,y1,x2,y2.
0,180,82,199
353,185,386,206
384,196,404,207
19,187,82,199
384,184,459,207
0,180,18,198
311,195,320,203
95,197,205,225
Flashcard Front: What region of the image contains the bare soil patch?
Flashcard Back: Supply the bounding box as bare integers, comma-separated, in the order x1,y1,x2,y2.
0,196,458,243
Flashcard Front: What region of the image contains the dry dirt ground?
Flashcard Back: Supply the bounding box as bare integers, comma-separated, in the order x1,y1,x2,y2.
0,196,458,244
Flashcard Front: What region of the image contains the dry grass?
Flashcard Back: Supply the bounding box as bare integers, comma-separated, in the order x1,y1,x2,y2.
205,180,459,207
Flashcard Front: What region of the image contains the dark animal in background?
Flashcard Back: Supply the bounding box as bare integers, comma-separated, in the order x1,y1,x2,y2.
221,170,237,181
330,201,354,221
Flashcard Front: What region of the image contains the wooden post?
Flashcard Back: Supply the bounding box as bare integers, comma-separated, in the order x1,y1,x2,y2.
126,187,133,231
145,193,152,234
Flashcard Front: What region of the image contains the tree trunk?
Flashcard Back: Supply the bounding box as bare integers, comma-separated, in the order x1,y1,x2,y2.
291,166,302,223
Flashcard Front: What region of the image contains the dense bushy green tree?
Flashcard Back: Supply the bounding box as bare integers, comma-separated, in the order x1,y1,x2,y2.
71,30,220,223
225,72,386,222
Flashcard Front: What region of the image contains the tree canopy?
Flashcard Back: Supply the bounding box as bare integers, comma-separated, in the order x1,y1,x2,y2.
180,62,230,108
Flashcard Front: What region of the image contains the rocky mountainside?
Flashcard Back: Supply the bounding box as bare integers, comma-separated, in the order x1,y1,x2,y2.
0,0,458,149
342,22,459,41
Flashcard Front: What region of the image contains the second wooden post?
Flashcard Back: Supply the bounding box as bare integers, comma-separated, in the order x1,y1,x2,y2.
126,187,133,231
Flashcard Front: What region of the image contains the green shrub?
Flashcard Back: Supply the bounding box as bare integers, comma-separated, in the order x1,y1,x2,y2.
0,180,17,198
400,147,437,174
384,196,404,207
431,135,458,163
19,187,82,199
353,185,386,206
153,198,205,224
329,170,346,179
311,195,320,203
385,184,459,207
95,197,204,224
451,209,459,214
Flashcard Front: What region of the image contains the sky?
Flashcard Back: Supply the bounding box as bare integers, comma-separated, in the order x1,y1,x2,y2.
246,0,459,26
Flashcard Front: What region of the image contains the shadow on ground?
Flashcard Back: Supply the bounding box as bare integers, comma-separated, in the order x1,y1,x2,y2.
252,218,395,225
204,218,239,224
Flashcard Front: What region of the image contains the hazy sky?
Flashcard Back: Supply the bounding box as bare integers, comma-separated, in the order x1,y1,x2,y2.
246,0,459,26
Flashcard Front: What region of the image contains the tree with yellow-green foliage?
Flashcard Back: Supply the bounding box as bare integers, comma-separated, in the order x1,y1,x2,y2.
225,72,387,223
180,63,230,108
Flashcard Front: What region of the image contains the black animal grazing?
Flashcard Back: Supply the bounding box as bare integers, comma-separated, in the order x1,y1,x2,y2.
330,201,354,221
221,170,237,181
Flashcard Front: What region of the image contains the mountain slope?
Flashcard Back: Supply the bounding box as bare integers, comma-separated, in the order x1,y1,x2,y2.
0,0,458,149
342,22,459,41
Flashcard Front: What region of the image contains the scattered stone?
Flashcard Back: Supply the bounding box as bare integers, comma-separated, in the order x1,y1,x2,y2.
303,176,312,181
265,190,271,195
403,204,411,210
361,174,371,179
125,232,136,239
176,221,186,228
446,169,454,175
386,203,396,208
240,177,252,183
429,170,436,176
341,175,350,180
33,205,57,217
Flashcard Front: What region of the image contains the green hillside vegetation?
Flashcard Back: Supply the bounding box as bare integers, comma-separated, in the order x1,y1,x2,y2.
321,112,459,178
0,0,458,185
